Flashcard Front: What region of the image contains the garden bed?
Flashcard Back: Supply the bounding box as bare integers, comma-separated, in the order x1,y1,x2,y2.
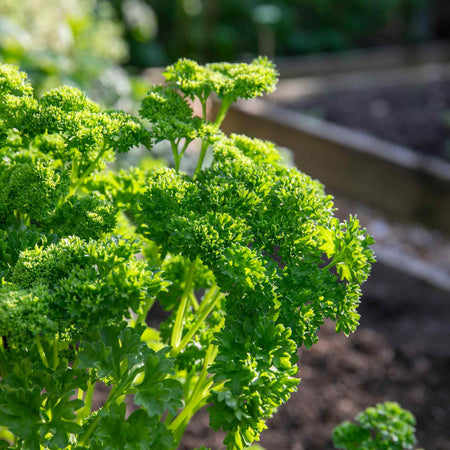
276,78,450,162
181,263,450,450
274,42,450,79
218,77,450,232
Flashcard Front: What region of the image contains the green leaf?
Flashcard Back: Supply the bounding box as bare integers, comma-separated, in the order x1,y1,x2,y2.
90,403,174,450
0,385,42,449
78,324,148,382
134,348,184,417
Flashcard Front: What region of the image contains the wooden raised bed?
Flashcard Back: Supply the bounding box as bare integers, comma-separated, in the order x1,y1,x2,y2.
274,41,450,79
218,69,450,233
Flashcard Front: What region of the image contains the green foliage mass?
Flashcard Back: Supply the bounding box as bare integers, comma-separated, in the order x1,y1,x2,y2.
163,57,278,102
135,131,374,447
332,402,417,449
0,59,377,449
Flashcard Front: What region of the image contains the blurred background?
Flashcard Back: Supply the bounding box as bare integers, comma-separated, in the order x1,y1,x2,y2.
1,0,448,104
1,1,449,449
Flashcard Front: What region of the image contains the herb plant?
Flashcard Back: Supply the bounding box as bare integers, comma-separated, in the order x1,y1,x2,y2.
332,402,417,450
0,58,374,449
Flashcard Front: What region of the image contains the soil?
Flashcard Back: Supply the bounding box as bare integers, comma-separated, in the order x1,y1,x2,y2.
282,80,450,161
180,263,450,450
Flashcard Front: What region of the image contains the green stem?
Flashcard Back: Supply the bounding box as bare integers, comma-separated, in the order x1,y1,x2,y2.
171,376,214,441
193,139,209,176
172,289,221,357
68,142,108,197
52,333,59,370
193,95,233,176
0,341,7,378
323,255,343,272
77,381,95,424
169,341,218,439
171,141,181,173
183,370,194,399
197,285,219,315
171,259,197,350
35,336,49,368
77,409,101,446
135,298,156,326
78,366,143,445
189,292,199,311
200,96,208,121
71,158,79,185
179,139,190,159
213,95,233,128
0,427,14,445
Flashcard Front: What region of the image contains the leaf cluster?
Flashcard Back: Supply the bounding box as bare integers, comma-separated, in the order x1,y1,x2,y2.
163,57,278,102
135,107,373,447
0,58,376,450
332,402,417,450
2,237,165,345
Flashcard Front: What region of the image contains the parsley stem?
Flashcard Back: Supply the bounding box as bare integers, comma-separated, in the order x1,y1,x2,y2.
179,139,190,158
197,285,219,315
71,158,79,185
169,342,218,439
68,142,108,197
172,289,221,357
189,291,199,310
194,95,232,176
213,95,233,128
171,141,181,172
52,333,59,370
76,381,95,424
77,409,100,446
78,366,143,446
135,297,156,325
194,138,209,176
322,255,342,272
35,336,49,368
171,259,197,351
183,370,194,398
0,343,7,378
200,97,207,121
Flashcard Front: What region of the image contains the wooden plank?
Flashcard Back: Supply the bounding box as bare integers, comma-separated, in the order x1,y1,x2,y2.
275,42,450,79
219,99,450,231
270,63,450,101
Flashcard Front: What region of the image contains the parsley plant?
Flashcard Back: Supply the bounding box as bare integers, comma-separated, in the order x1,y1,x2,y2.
0,58,374,449
333,402,417,450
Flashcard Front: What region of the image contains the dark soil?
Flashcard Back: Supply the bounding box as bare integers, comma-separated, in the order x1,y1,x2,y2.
283,80,450,161
181,264,450,450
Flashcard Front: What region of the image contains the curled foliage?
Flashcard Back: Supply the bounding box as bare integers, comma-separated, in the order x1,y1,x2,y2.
0,64,33,97
140,85,215,144
135,134,374,446
2,237,167,345
332,402,417,450
164,57,278,102
0,65,149,175
0,149,70,226
0,58,375,450
45,194,117,241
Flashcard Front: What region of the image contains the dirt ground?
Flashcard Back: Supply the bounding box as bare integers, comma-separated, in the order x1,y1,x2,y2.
181,263,450,450
283,80,450,161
